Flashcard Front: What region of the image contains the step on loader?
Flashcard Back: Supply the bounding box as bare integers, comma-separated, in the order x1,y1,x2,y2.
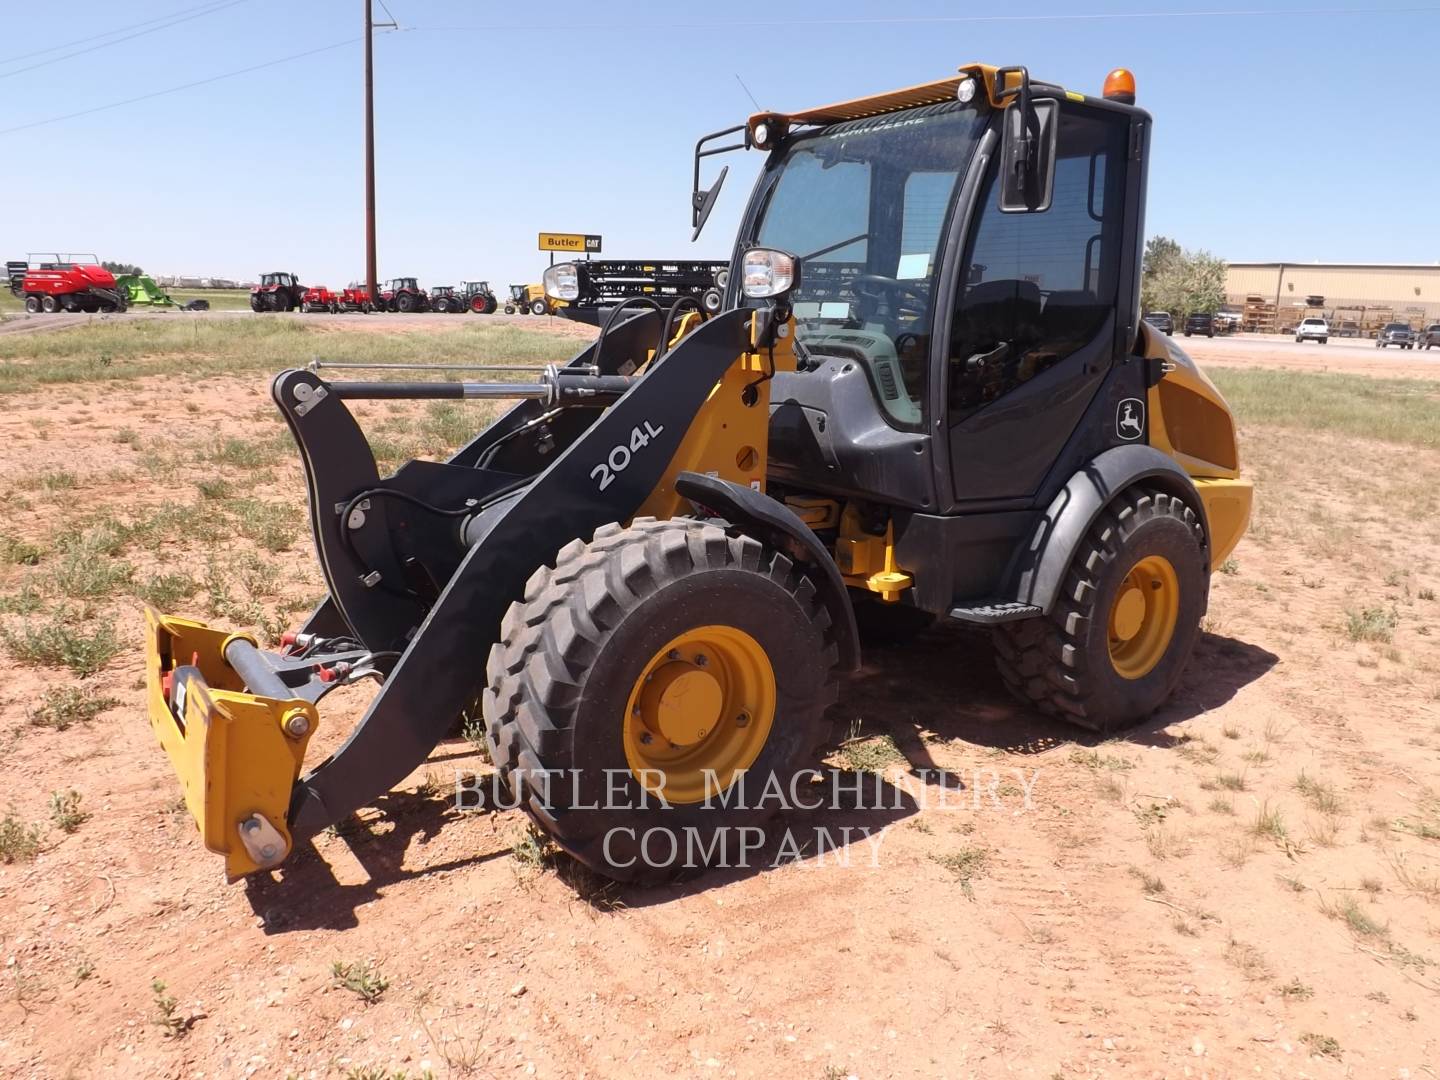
143,63,1251,885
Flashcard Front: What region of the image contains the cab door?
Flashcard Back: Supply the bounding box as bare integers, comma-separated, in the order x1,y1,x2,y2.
939,104,1133,506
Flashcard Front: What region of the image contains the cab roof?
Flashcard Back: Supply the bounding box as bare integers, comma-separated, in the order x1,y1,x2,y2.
749,63,1025,128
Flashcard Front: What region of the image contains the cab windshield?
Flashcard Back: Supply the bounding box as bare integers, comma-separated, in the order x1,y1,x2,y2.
751,103,986,428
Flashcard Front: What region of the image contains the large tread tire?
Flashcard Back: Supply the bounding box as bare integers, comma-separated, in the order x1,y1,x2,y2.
991,487,1207,732
483,517,840,884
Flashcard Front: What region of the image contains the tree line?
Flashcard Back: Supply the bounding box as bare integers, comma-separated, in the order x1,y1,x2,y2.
1140,237,1226,318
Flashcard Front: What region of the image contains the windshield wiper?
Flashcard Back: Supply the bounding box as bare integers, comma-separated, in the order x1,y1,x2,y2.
797,232,869,263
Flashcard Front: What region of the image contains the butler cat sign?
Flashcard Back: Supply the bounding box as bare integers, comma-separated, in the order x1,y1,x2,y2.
538,233,602,254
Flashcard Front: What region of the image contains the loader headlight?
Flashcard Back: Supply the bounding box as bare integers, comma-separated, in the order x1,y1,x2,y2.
741,248,798,300
956,77,978,104
543,262,579,302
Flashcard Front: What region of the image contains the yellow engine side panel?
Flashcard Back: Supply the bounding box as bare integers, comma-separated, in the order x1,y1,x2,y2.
632,318,793,521
1139,324,1253,569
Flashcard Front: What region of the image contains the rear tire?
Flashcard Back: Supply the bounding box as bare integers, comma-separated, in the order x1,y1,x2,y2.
24,296,41,313
529,297,549,316
397,292,416,313
992,487,1207,732
484,517,839,883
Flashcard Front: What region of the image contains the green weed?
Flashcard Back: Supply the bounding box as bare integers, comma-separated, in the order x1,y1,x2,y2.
1,613,121,675
0,813,43,863
49,790,88,833
331,960,390,1004
931,846,991,899
28,685,118,730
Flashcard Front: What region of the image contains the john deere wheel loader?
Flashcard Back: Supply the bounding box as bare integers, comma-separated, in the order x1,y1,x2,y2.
143,63,1251,885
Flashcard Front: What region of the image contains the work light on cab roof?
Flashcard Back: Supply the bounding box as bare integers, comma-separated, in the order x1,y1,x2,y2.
1103,68,1137,104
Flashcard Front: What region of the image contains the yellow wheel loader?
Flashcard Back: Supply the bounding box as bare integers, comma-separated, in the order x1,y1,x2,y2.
144,63,1251,884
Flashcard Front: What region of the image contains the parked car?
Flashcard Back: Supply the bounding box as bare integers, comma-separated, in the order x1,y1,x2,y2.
1184,313,1215,338
1419,324,1440,350
1143,311,1173,335
1295,317,1329,344
1214,312,1242,334
1376,322,1415,349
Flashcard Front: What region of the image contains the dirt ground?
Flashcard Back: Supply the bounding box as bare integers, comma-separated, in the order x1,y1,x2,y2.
1,328,1438,1079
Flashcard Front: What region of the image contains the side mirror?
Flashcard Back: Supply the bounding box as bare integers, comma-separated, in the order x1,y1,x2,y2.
692,165,729,242
999,98,1057,213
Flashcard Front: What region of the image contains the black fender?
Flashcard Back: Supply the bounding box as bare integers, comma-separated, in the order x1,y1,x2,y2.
1012,444,1209,615
675,471,862,672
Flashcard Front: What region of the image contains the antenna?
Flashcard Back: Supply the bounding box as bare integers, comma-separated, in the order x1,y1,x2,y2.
734,73,761,111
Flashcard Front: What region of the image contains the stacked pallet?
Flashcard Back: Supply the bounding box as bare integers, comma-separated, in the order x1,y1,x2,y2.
1242,294,1276,333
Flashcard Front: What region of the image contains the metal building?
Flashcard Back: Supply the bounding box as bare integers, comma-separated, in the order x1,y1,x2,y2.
1225,262,1440,335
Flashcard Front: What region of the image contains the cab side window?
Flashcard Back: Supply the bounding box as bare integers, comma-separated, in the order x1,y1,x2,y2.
948,108,1128,419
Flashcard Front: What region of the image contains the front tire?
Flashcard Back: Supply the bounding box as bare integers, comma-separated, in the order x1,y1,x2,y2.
41,295,59,313
992,487,1207,732
484,517,839,884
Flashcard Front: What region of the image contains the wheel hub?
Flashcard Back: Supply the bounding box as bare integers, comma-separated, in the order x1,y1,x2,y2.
640,662,723,746
622,625,776,804
1110,584,1147,642
1107,555,1181,681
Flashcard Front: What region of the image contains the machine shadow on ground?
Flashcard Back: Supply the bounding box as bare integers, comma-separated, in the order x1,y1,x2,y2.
840,619,1278,760
246,622,1275,923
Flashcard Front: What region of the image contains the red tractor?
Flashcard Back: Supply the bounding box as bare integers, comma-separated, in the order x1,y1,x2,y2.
300,285,340,313
337,285,374,313
250,271,305,312
7,253,127,313
379,276,429,313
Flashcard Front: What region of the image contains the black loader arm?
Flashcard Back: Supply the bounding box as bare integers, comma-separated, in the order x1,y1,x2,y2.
674,472,862,671
287,309,755,835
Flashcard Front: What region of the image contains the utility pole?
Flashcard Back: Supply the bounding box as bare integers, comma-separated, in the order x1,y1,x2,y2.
363,0,395,302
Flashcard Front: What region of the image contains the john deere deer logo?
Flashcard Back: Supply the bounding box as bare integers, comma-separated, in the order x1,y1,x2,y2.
1116,398,1144,441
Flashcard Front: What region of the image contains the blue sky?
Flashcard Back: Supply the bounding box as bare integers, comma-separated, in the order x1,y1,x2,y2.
2,1,1436,287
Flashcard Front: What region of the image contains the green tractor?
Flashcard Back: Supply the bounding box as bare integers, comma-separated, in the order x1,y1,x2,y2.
460,280,499,314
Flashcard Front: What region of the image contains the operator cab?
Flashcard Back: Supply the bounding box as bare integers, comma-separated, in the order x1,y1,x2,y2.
734,69,1141,515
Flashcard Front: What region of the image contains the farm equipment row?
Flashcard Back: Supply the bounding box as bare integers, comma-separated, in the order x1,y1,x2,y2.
261,276,511,315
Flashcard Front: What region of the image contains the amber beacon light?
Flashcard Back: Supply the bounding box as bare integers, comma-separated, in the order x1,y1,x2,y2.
1103,68,1137,104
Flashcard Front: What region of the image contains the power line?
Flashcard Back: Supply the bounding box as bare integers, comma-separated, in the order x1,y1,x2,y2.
405,5,1440,32
0,0,248,81
0,0,242,66
0,38,359,137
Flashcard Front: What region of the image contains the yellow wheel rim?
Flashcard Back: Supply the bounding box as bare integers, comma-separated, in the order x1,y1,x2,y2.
622,625,776,804
1107,555,1180,680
